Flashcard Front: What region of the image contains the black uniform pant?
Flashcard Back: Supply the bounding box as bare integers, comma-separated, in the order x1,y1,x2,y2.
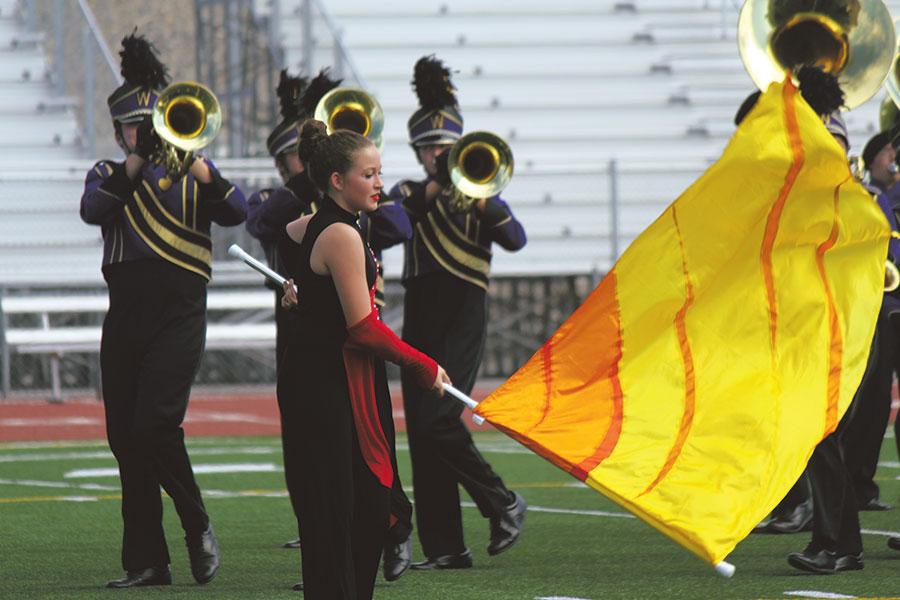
280,345,390,600
806,333,877,557
808,429,862,556
275,291,304,525
841,311,897,505
402,273,512,558
100,261,209,572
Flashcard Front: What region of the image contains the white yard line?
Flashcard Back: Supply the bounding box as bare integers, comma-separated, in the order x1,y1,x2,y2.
395,441,532,455
784,592,855,599
64,463,281,478
0,478,119,491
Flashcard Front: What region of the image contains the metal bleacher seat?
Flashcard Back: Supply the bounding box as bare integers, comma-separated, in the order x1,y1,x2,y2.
277,0,754,275
280,0,900,277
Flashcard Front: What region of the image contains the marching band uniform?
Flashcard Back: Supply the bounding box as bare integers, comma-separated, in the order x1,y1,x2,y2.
80,33,246,588
390,56,527,567
840,131,900,511
246,70,317,375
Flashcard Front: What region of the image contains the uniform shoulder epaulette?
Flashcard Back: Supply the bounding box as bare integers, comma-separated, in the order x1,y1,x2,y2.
91,160,117,179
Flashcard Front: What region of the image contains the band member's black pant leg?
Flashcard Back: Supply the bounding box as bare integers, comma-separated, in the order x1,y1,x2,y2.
841,319,894,506
402,273,512,558
101,267,209,571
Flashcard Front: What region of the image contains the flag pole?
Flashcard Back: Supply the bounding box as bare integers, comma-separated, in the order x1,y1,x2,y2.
714,561,735,578
443,383,485,425
228,244,297,292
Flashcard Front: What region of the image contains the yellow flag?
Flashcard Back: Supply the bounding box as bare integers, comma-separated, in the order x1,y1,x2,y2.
475,80,888,566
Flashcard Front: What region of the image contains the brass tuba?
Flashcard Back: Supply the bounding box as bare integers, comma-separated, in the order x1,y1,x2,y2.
151,81,222,190
886,259,900,292
737,0,895,109
446,131,514,213
313,87,385,151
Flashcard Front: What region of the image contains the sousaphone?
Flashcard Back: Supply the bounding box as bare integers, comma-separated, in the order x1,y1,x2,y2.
738,0,895,109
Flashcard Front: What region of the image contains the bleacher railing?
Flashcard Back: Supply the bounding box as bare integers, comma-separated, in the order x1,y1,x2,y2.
0,156,710,399
298,0,367,86
20,0,122,157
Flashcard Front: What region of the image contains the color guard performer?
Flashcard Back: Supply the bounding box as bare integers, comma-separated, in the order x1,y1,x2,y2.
79,32,246,588
388,56,527,570
277,120,448,598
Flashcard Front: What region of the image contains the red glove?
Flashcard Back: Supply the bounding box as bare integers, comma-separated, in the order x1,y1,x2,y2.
346,310,437,389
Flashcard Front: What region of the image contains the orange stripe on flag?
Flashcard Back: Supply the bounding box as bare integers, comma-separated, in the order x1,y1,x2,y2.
760,81,805,354
570,270,625,479
640,206,696,496
818,182,845,437
524,343,555,436
476,269,626,481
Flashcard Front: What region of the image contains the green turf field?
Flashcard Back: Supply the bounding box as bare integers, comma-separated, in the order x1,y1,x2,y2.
1,432,899,599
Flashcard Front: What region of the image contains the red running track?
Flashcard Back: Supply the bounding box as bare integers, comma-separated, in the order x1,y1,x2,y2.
0,386,496,443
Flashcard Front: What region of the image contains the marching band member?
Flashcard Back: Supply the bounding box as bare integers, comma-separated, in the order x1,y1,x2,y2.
277,120,448,598
838,130,900,514
388,55,527,570
80,31,246,588
246,69,314,377
245,69,319,567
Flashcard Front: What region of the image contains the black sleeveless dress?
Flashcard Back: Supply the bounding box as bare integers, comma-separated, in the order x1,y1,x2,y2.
276,197,392,600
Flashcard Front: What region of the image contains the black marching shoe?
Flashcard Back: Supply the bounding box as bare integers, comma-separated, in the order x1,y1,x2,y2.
488,491,527,556
410,549,473,570
768,499,813,534
292,581,304,591
106,566,172,588
186,523,220,584
283,537,301,549
787,547,863,574
859,498,893,511
383,534,413,581
888,536,900,551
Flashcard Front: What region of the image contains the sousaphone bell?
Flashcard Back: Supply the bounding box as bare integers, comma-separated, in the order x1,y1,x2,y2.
737,0,895,109
314,86,385,151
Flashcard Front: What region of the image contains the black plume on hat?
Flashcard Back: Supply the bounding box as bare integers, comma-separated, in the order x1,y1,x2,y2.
300,69,343,119
796,65,845,116
412,55,457,111
119,29,169,89
276,69,308,122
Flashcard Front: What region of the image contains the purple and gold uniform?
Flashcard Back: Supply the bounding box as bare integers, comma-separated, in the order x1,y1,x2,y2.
81,32,245,586
394,56,526,565
82,159,245,280
359,196,412,307
840,133,900,513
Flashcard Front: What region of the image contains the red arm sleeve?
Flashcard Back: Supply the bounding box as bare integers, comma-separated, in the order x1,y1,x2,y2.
346,310,438,389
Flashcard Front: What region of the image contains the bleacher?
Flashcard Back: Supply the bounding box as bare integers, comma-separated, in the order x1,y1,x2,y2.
3,0,900,395
276,0,900,276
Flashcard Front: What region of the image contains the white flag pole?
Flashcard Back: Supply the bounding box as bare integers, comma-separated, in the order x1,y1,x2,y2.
443,383,485,425
714,561,735,578
228,244,295,292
